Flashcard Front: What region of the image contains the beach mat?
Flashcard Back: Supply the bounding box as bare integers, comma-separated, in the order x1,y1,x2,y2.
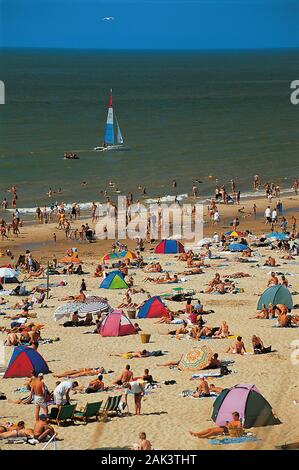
209,435,260,445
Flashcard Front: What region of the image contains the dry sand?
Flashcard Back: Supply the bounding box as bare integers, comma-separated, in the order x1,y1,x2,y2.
0,193,299,450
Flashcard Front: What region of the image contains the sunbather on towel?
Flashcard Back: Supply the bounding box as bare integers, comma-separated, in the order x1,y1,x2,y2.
0,421,25,434
226,336,246,354
192,378,211,398
190,411,243,438
53,366,106,378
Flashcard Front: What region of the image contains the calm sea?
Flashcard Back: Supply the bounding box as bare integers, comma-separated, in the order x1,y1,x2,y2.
1,48,299,214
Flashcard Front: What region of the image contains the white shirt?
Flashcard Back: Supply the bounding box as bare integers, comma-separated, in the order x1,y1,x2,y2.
213,212,220,221
272,210,277,219
125,381,143,394
265,208,271,218
54,381,73,397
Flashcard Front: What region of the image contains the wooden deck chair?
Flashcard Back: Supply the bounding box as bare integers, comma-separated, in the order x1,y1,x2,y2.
73,401,103,424
101,395,123,418
48,404,76,426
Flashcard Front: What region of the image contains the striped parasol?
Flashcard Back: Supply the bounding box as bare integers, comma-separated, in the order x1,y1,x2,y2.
178,346,213,371
53,303,82,321
77,301,111,315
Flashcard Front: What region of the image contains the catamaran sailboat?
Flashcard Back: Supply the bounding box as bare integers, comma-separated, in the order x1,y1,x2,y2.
94,89,128,152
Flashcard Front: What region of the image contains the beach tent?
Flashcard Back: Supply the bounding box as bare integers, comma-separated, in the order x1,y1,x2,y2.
155,240,185,254
124,250,137,260
266,232,289,241
178,346,212,371
100,309,136,337
228,243,248,252
4,346,50,378
99,270,128,289
211,384,280,428
257,285,293,310
137,296,169,319
0,266,19,284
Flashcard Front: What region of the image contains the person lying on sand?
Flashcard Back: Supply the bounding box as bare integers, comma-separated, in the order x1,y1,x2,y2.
60,290,86,302
186,256,206,268
222,272,250,279
110,350,151,359
54,366,106,379
143,272,179,284
252,335,272,354
143,262,162,273
154,310,175,324
0,425,34,439
209,384,223,394
190,411,243,438
226,336,246,354
23,267,45,280
0,421,25,434
180,268,203,276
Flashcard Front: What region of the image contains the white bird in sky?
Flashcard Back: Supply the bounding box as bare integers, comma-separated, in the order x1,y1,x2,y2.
102,17,115,21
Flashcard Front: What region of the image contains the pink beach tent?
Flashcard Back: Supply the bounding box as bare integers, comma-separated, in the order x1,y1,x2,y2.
100,309,137,337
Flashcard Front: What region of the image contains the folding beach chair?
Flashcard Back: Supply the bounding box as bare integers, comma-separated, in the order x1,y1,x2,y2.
101,395,123,418
73,401,103,424
48,404,76,426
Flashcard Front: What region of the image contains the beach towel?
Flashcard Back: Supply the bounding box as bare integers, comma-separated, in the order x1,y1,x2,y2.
191,372,222,379
209,435,259,445
181,390,217,398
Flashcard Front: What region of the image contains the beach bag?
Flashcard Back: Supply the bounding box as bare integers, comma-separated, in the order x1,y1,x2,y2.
220,365,231,376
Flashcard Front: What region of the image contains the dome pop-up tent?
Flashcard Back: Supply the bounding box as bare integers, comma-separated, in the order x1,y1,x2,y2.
4,346,50,378
137,296,169,319
211,384,280,428
100,309,137,337
99,271,128,289
257,285,293,310
155,240,185,254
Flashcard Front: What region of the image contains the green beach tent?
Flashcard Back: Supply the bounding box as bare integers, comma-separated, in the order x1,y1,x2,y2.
257,285,293,310
100,270,128,289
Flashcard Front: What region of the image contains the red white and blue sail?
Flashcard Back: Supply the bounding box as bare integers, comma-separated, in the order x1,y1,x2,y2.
104,89,114,145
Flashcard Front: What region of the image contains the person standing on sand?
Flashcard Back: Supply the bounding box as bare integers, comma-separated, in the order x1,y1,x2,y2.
53,232,57,243
123,381,145,415
29,373,48,421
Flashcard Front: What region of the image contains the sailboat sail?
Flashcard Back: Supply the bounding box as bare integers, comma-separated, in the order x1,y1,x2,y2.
116,115,124,144
103,90,114,145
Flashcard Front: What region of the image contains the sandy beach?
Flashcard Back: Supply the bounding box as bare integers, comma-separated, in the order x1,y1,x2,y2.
0,190,298,450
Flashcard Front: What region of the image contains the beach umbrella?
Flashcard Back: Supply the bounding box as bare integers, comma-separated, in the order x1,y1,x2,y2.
0,267,19,278
178,346,213,371
53,303,81,321
196,238,214,247
101,252,120,262
224,230,243,238
257,285,293,310
266,232,289,241
228,243,248,252
77,301,111,315
85,295,107,304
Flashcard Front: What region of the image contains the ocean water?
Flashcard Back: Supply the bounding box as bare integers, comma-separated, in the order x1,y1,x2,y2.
1,48,299,214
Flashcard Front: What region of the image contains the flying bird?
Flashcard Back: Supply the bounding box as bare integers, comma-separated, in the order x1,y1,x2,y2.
102,17,115,21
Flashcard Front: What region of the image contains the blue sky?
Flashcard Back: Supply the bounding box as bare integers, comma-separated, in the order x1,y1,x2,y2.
1,0,299,49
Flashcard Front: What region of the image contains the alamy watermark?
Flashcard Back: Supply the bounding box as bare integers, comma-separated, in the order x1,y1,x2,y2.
0,339,5,367
94,197,204,242
0,81,5,104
